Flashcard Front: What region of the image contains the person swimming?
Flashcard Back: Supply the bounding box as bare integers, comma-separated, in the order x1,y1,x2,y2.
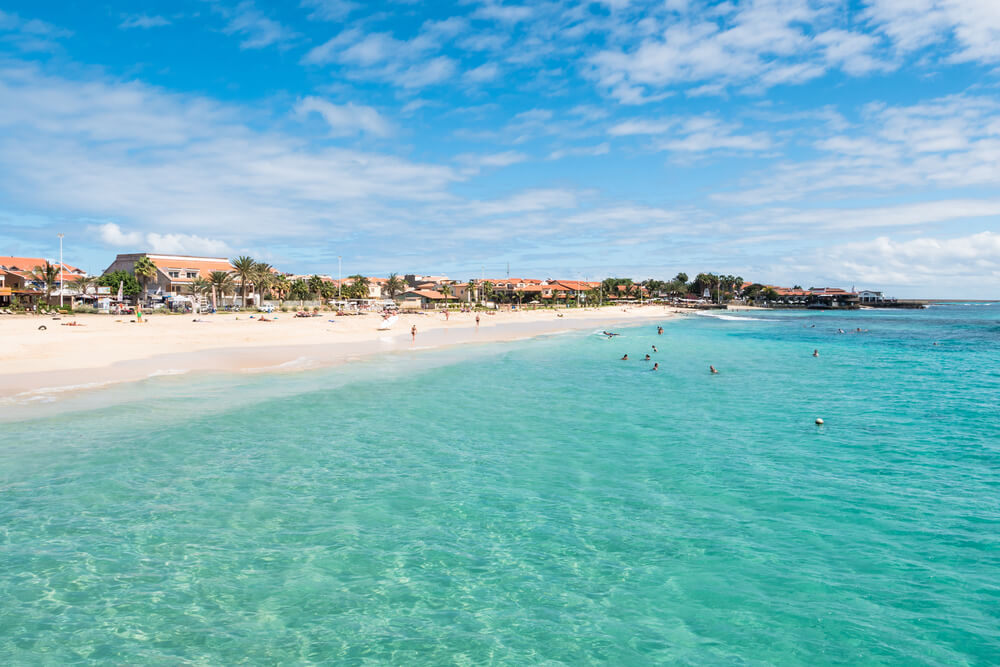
644,354,651,360
837,328,845,334
813,349,819,357
710,365,718,374
652,363,659,371
657,326,663,335
603,331,620,338
621,354,629,360
651,345,658,352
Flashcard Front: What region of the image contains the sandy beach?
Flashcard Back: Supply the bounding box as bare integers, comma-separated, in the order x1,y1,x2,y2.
0,306,679,400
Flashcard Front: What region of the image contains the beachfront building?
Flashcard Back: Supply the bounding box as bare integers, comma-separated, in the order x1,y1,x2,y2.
0,269,37,307
396,289,449,309
104,253,238,305
764,286,859,308
0,256,87,306
858,290,885,305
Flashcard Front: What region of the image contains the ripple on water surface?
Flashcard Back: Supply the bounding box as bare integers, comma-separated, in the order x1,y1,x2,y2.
1,307,999,664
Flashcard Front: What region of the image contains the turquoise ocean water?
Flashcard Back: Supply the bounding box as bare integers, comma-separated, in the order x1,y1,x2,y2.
2,305,999,664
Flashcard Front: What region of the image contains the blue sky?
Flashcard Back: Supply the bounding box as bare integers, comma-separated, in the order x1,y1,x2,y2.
0,0,998,297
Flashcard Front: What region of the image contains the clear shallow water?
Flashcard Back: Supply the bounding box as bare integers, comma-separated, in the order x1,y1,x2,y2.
2,306,999,664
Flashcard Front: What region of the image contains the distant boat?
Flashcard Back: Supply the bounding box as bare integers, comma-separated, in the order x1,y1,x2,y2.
377,315,399,331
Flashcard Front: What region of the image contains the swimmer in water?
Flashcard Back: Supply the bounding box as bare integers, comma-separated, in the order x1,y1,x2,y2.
813,349,819,357
644,354,651,360
621,354,629,361
710,365,718,374
603,331,620,338
652,363,659,371
651,345,658,353
838,328,845,334
657,327,663,335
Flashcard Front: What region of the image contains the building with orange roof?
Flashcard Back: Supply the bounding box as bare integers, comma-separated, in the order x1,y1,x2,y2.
0,256,86,284
104,253,239,303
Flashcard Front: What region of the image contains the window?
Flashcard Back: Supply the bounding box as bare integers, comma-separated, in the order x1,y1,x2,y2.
186,271,198,279
168,271,179,278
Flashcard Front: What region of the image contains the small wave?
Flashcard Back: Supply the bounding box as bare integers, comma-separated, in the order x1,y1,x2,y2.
147,369,189,378
243,357,316,373
697,312,770,322
1,380,121,405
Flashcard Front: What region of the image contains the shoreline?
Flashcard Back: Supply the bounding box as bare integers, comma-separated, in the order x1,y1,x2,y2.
0,306,679,404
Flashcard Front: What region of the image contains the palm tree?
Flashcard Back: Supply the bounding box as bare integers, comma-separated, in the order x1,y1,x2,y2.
465,278,477,304
439,283,452,300
347,274,370,299
133,256,158,302
252,262,273,304
190,277,212,310
230,255,257,308
385,273,404,299
289,279,309,303
307,275,324,299
32,262,60,303
271,274,290,303
72,274,98,297
209,270,235,310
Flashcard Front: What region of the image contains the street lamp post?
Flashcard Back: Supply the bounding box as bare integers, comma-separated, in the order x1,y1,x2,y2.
58,233,64,308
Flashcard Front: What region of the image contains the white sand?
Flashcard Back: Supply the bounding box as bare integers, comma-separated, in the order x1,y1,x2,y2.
0,306,679,398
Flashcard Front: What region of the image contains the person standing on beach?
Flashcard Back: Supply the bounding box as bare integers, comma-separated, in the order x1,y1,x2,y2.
475,315,480,328
411,325,417,341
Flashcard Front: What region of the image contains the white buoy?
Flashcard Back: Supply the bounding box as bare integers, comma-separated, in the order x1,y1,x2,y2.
815,418,824,425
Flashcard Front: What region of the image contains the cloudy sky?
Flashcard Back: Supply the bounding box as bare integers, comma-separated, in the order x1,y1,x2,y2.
1,0,998,297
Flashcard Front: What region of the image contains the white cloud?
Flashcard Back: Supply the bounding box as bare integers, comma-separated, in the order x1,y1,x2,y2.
0,8,70,51
609,115,770,153
295,96,392,136
547,143,610,160
119,15,170,30
302,26,457,88
864,0,1000,64
463,62,500,84
94,223,231,256
608,119,674,136
814,29,891,75
744,199,1000,232
221,2,297,50
659,117,772,152
719,95,1000,205
472,3,535,24
399,56,456,88
0,63,460,250
457,151,529,168
463,189,579,217
804,231,1000,291
300,0,358,21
